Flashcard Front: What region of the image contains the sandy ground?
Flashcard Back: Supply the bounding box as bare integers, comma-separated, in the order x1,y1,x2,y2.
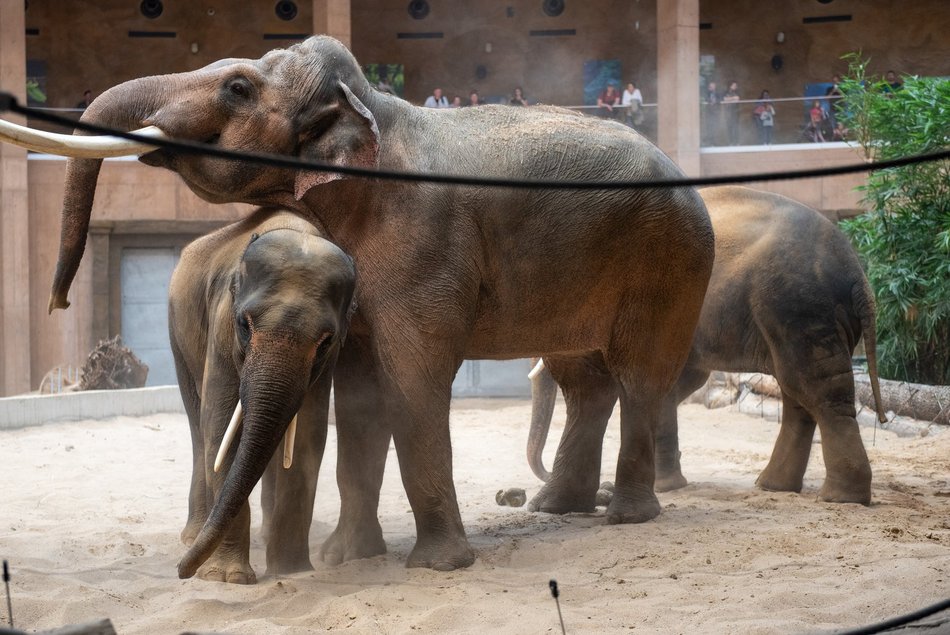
2,398,949,634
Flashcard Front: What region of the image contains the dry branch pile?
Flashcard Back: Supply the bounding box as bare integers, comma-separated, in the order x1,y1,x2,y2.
78,336,149,390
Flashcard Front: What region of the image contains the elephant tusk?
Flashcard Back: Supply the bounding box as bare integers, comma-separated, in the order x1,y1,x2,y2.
527,358,545,379
283,414,298,469
0,118,166,158
213,401,243,473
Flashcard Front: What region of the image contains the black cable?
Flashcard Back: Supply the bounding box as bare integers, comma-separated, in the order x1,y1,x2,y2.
2,560,12,629
549,579,566,635
3,92,948,191
834,597,950,635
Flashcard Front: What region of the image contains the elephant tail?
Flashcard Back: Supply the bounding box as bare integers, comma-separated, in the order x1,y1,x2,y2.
527,358,557,482
854,279,887,424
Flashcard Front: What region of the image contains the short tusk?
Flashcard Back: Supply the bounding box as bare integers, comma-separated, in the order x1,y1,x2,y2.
213,401,243,473
0,118,165,158
283,414,298,469
528,358,545,379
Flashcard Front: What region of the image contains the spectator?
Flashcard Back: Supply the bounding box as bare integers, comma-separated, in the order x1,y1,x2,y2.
75,89,93,109
753,90,775,145
807,100,827,142
702,80,721,146
833,120,849,142
825,74,844,129
510,87,528,107
621,81,644,128
884,70,904,95
722,80,740,145
468,90,482,107
451,95,462,108
597,82,620,119
424,87,450,108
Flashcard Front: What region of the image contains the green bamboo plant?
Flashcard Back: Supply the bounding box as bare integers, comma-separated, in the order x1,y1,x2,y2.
837,54,950,384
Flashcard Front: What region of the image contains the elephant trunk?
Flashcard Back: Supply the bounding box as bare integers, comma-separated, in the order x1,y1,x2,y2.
527,359,558,482
178,335,316,579
48,73,199,313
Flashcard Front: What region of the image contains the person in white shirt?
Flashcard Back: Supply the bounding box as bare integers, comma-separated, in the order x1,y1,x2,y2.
424,87,450,108
622,82,644,128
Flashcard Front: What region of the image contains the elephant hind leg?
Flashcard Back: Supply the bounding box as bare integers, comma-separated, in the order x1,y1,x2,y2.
527,353,618,514
755,391,817,493
769,342,871,504
655,366,710,492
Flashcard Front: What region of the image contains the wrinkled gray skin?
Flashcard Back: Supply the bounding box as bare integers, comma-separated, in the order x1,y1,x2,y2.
169,207,355,583
48,36,714,574
528,186,885,509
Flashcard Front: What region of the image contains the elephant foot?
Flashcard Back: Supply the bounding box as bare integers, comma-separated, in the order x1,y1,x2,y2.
527,480,597,514
196,556,257,585
266,545,314,576
654,471,688,493
406,533,475,571
605,487,662,524
818,475,871,506
755,466,804,494
319,521,387,566
654,451,687,493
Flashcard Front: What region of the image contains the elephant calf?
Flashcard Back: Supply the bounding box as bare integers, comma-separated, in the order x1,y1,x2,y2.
169,208,356,583
529,186,885,508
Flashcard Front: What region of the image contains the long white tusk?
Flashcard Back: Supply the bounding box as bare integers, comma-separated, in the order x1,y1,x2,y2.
214,401,243,473
527,358,546,380
283,414,298,469
0,118,165,158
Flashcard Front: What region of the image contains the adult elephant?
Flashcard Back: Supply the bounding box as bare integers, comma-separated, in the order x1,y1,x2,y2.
15,36,714,574
169,207,356,583
527,186,885,509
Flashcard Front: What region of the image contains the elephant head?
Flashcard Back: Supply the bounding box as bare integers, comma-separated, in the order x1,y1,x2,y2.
0,36,378,313
178,226,356,580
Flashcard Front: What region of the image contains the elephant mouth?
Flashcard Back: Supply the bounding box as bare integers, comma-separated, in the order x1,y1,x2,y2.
214,400,300,472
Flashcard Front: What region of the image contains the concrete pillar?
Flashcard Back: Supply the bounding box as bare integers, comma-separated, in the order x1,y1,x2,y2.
656,0,700,176
312,0,351,48
0,0,32,396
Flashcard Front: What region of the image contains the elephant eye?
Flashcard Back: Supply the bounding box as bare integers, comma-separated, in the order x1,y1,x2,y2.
236,312,252,345
227,78,253,100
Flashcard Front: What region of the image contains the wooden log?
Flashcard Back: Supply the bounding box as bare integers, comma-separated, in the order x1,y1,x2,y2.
855,375,950,426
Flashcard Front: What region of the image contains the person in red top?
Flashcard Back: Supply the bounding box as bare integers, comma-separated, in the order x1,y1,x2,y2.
808,100,827,142
597,82,620,119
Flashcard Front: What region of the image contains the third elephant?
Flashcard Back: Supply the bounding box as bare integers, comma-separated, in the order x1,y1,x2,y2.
528,185,885,512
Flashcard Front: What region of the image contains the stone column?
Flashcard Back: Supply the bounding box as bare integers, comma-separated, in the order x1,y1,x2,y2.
0,0,31,396
312,0,351,48
656,0,700,176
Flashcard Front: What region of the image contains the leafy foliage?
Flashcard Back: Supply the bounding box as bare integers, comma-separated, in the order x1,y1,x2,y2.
837,55,950,384
25,79,46,103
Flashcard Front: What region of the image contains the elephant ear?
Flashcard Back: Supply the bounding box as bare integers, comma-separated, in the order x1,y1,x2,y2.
294,81,380,200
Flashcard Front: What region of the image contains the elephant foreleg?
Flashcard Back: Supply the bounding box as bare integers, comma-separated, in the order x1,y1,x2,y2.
196,355,255,584
262,374,330,575
319,340,390,566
